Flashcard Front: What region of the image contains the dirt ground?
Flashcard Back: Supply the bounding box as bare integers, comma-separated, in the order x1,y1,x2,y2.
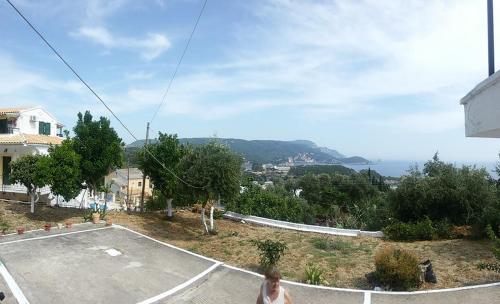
1,200,499,290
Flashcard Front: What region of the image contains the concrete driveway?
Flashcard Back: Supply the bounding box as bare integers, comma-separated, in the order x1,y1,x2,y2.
0,223,498,304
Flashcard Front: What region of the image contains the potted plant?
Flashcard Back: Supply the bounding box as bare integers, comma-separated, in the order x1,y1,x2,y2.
65,221,73,229
44,223,51,231
92,212,100,224
105,218,112,226
17,227,25,235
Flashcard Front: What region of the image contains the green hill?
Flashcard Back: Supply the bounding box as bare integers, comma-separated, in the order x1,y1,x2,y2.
125,138,369,166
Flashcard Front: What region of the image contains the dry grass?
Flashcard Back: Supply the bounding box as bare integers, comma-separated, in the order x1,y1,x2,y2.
1,200,499,290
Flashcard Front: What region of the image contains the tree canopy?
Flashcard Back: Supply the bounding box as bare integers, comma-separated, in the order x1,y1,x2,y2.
72,111,123,195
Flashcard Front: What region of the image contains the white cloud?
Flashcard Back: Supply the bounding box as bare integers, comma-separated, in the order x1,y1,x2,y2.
73,26,171,60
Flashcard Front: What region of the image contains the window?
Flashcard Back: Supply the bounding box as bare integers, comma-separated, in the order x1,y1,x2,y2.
138,182,142,187
38,122,51,135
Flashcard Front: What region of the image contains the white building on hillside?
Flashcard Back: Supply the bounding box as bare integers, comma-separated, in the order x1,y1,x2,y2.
0,107,64,195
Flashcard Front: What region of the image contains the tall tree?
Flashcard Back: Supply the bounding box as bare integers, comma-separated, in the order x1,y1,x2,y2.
10,154,51,213
179,141,243,234
47,140,82,202
72,111,123,196
138,133,185,217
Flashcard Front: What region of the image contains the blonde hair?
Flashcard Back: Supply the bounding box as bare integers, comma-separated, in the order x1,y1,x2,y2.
264,266,281,281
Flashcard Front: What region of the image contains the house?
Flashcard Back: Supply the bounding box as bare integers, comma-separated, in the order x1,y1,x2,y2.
104,168,153,208
0,107,64,200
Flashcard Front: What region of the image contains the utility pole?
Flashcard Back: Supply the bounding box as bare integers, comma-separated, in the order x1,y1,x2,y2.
127,160,131,213
488,0,495,76
139,122,150,212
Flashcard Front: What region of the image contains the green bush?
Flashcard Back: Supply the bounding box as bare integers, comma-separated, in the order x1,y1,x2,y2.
374,247,422,291
434,219,454,239
251,239,287,268
477,262,500,273
383,218,437,241
485,224,500,260
383,222,415,241
227,184,313,224
304,263,329,285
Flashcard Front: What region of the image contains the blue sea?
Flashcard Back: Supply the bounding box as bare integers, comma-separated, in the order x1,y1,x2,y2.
344,160,499,179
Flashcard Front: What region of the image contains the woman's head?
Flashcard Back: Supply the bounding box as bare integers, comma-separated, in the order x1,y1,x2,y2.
265,267,281,293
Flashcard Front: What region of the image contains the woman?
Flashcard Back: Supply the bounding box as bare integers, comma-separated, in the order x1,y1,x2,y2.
256,267,293,304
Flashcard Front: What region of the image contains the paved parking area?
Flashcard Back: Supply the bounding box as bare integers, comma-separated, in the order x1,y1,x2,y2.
0,223,498,304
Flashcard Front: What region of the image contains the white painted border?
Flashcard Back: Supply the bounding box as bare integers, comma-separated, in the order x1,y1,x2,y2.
0,261,29,304
136,262,222,304
223,211,383,238
0,226,111,246
0,221,102,237
1,222,499,303
114,225,500,296
113,224,219,264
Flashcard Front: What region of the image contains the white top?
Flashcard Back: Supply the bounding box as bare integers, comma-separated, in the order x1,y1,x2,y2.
262,281,285,304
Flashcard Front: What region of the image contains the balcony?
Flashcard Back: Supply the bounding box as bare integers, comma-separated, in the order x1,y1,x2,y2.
461,72,500,138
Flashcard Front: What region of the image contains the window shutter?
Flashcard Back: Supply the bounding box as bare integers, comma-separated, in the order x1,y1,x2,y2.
46,122,51,135
39,122,43,135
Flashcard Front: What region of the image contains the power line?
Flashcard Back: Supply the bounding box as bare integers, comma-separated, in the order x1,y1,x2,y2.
5,0,204,189
150,0,208,124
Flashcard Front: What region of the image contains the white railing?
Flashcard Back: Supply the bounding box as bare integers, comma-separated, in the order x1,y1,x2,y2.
223,211,384,238
0,184,51,195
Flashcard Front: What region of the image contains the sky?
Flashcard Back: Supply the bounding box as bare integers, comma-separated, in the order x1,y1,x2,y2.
1,0,500,162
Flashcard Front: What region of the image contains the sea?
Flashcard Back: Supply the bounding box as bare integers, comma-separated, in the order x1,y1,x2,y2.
344,160,499,179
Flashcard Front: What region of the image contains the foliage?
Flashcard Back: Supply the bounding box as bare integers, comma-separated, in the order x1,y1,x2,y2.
72,111,123,195
477,262,500,273
10,154,50,194
485,224,500,260
145,190,167,211
374,247,422,291
83,205,107,222
226,184,314,224
288,165,356,177
347,196,392,230
251,239,287,268
304,263,329,285
138,133,185,201
178,141,243,205
389,153,498,228
46,140,82,201
383,218,437,241
298,173,378,218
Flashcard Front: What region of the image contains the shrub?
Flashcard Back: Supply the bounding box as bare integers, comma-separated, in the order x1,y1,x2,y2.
374,247,422,291
304,263,329,285
412,217,436,240
383,222,415,241
477,262,500,273
383,218,437,241
485,224,500,260
434,219,454,239
251,239,287,268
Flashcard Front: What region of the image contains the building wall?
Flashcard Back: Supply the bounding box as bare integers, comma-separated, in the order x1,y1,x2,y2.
16,108,60,136
0,144,44,185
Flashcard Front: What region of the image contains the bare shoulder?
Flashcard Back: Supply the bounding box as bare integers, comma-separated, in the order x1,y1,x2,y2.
284,289,293,304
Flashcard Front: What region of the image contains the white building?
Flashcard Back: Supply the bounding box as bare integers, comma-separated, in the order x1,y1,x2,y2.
0,107,63,196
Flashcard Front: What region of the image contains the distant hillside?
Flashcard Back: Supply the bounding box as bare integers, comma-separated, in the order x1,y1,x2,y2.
126,138,369,166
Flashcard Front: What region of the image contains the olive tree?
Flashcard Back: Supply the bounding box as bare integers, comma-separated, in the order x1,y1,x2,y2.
179,141,243,234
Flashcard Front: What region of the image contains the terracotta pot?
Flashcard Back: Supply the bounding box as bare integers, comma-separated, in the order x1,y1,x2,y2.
92,213,100,224
44,223,51,232
105,218,112,226
65,221,72,229
17,227,25,235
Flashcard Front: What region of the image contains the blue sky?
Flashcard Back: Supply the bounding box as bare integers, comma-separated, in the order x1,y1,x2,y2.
1,0,500,162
